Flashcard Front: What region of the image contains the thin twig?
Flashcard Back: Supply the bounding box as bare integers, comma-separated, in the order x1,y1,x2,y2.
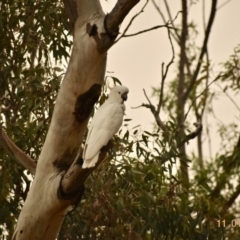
183,0,218,102
202,0,207,30
200,51,210,119
152,0,180,44
197,2,210,167
184,74,222,120
122,9,181,39
123,24,175,37
114,0,149,44
163,0,174,24
141,104,168,132
132,102,168,132
151,0,167,22
205,111,213,159
159,62,165,114
142,89,168,132
217,0,231,10
216,83,240,112
143,88,153,106
157,26,175,114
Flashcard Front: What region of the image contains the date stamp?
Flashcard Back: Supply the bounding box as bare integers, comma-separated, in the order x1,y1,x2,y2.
217,219,240,228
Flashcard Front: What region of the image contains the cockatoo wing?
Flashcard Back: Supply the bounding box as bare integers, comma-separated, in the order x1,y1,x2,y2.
82,103,124,168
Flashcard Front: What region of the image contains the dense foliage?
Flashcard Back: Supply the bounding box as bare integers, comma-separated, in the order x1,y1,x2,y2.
0,0,70,236
1,0,240,239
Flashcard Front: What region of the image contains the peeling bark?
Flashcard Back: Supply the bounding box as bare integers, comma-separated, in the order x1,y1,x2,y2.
73,84,102,122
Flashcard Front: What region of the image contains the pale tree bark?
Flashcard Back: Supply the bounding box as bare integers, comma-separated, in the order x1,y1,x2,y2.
7,0,140,239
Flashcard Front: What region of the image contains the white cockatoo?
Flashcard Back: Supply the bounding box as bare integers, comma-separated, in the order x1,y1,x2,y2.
82,85,129,168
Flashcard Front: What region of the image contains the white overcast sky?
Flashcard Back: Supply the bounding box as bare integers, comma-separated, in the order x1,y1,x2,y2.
99,0,240,158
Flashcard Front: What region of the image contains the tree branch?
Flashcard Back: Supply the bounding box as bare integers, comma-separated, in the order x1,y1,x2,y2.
178,0,187,126
62,0,141,51
13,0,141,238
122,24,175,37
221,182,240,215
131,23,175,139
210,135,240,200
216,83,240,112
194,109,204,169
183,0,217,102
0,125,36,175
141,103,168,132
184,74,220,120
88,0,141,52
114,0,149,43
177,0,188,188
132,27,176,159
157,27,175,114
179,122,202,147
151,0,180,44
104,0,140,38
163,0,174,24
138,89,168,133
60,140,113,198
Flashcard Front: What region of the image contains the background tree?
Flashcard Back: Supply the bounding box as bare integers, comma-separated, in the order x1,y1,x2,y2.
1,0,240,239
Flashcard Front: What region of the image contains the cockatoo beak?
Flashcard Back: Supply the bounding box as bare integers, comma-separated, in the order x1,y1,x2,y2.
121,92,128,101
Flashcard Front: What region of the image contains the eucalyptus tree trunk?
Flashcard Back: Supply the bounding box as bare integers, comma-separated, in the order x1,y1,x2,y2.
11,0,140,239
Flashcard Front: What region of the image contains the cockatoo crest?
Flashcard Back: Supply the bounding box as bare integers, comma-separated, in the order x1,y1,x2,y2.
82,85,129,168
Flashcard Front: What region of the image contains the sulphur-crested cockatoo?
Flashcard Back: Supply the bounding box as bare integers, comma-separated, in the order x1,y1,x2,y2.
82,86,129,168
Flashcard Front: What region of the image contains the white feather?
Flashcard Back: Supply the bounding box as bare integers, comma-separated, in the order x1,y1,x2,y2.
82,86,129,168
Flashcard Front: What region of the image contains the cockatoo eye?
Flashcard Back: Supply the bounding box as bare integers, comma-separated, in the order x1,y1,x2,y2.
118,92,120,94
